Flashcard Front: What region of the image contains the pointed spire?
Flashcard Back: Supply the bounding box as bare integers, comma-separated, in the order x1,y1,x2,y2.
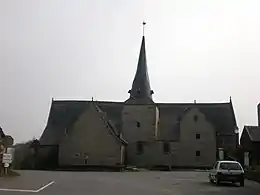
128,23,153,103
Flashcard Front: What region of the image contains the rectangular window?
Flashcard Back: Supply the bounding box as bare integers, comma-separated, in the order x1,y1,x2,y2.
196,133,200,139
196,151,200,157
163,142,170,154
137,142,143,154
219,162,242,170
194,115,198,122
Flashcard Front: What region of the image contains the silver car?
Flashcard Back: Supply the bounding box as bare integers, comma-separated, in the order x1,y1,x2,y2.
209,160,245,186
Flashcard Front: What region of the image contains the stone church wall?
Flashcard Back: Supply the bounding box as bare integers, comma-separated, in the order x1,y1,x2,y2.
177,108,216,167
59,104,123,167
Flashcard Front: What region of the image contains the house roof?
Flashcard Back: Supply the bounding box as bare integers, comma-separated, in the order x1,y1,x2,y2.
0,127,5,138
243,125,260,142
39,99,237,145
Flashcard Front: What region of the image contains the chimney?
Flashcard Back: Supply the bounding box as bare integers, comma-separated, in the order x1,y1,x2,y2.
257,103,260,127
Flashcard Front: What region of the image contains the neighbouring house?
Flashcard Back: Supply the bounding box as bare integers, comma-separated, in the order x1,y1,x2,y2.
0,126,14,148
240,105,260,166
0,127,5,142
38,33,239,169
0,126,14,168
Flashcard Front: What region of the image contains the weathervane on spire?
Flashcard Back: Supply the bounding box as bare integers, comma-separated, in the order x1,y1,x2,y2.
142,21,146,36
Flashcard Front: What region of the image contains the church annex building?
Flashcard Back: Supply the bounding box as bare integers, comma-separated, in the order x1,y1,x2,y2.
38,34,239,169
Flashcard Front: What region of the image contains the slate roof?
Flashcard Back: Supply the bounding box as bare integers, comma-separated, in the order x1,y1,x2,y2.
157,102,237,141
40,100,237,145
40,100,125,145
243,125,260,142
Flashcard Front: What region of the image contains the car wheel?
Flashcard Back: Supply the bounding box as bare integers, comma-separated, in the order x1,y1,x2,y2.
216,178,220,186
209,178,214,183
240,180,244,187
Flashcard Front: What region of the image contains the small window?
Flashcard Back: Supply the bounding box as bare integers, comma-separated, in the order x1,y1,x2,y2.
194,115,198,122
196,133,200,139
196,151,200,157
163,142,170,154
137,142,143,154
64,128,68,136
136,121,141,128
84,154,88,164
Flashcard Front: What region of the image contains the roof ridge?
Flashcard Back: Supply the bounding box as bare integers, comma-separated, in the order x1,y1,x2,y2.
157,102,231,105
245,125,258,128
53,100,124,104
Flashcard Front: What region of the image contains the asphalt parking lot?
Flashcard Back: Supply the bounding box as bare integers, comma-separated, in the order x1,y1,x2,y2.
0,170,260,195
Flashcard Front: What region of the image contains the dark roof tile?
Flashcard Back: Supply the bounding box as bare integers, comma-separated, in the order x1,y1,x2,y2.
244,126,260,142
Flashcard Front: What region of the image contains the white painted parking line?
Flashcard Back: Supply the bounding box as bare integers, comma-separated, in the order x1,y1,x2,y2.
0,188,36,193
36,181,55,192
0,181,55,193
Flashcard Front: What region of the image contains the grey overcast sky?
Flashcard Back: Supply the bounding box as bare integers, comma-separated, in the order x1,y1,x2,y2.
1,0,260,143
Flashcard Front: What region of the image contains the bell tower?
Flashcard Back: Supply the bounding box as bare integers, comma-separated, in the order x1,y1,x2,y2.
122,23,159,166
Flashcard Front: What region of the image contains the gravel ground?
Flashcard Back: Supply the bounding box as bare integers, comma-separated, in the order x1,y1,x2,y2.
0,170,260,195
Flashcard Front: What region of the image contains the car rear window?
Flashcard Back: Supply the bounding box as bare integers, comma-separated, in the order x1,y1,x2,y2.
219,162,242,170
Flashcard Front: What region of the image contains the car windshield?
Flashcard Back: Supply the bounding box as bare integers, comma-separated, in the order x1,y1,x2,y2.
219,162,242,170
